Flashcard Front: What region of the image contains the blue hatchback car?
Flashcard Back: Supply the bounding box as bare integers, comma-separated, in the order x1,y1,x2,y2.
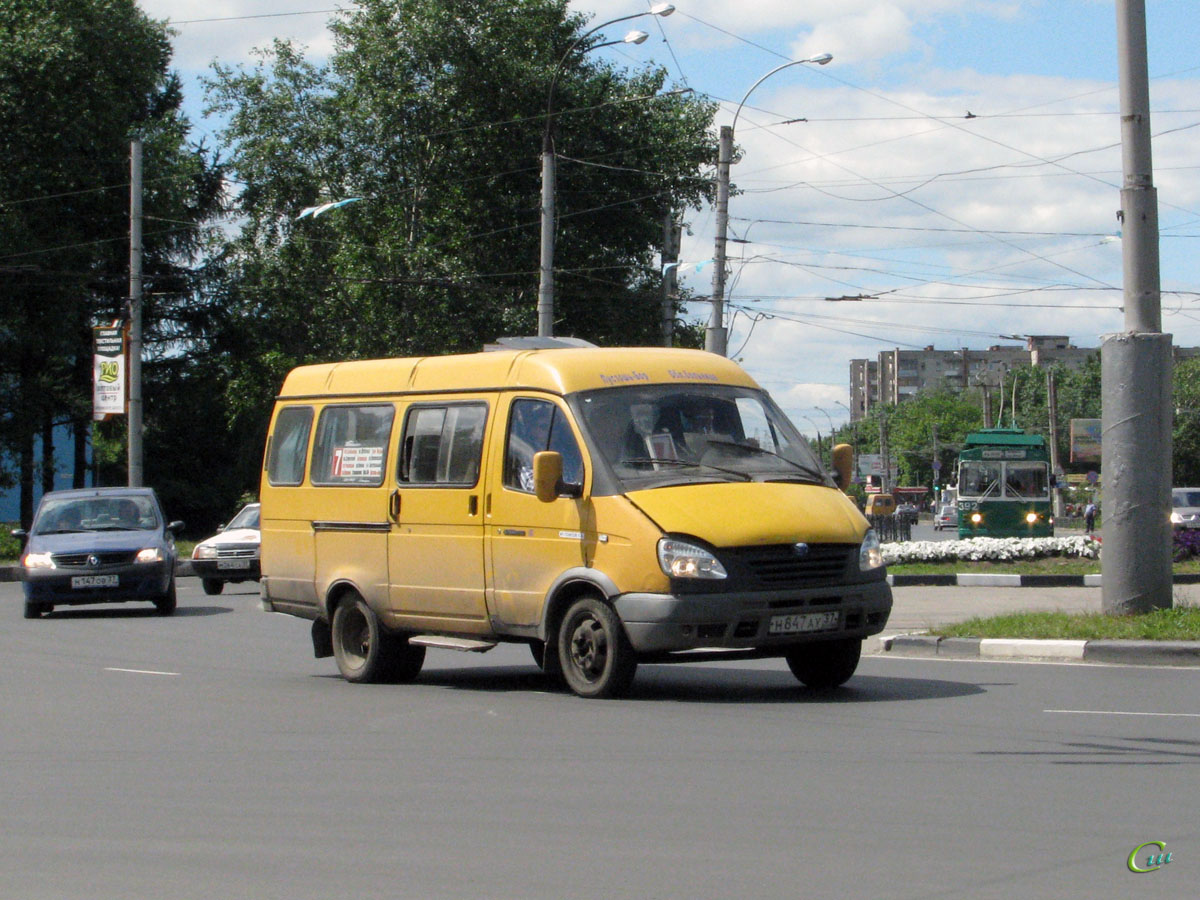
16,487,184,619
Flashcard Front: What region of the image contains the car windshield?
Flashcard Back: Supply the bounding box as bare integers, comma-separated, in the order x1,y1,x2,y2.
1173,491,1200,508
225,504,261,530
33,495,159,534
572,383,829,490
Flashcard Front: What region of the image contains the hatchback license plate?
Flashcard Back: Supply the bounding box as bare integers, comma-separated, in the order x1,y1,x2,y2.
768,610,839,635
217,559,250,570
72,575,118,589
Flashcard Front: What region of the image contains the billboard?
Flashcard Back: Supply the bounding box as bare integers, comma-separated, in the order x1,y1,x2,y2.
1070,418,1101,463
93,325,126,420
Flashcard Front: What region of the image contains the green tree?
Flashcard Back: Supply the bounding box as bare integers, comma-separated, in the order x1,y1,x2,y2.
1174,356,1200,485
204,0,717,432
0,0,223,525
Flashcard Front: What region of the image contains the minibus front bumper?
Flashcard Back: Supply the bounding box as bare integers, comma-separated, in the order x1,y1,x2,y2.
612,578,892,655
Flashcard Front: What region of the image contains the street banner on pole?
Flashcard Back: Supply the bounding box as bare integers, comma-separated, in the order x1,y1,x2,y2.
93,325,126,420
1070,418,1101,463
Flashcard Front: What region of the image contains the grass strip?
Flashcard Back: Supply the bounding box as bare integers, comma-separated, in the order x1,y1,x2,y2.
934,607,1200,641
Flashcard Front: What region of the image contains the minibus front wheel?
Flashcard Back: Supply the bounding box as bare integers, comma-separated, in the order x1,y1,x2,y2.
332,593,425,684
784,638,861,689
558,596,637,699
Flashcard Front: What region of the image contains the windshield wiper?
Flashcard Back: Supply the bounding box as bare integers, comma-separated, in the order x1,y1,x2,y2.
620,457,751,481
699,439,826,481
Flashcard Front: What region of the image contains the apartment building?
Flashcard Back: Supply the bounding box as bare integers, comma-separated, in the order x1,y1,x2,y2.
847,335,1200,421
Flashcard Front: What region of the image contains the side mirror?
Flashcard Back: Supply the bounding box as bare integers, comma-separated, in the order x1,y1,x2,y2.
167,521,185,536
12,528,27,541
832,443,853,492
531,451,582,503
532,451,563,503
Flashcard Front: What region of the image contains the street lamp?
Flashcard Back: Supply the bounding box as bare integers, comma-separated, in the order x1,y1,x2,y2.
538,4,675,338
800,414,824,466
708,53,832,355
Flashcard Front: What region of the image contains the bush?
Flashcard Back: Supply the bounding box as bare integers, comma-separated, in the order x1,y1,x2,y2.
1173,529,1200,562
0,524,23,562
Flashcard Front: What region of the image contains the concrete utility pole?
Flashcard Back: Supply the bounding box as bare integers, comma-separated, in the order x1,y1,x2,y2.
1102,0,1172,614
661,214,681,347
707,54,831,357
128,138,144,488
706,124,733,355
1046,370,1065,519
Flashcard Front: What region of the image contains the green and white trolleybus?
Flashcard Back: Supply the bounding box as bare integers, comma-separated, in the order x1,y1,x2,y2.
956,428,1054,538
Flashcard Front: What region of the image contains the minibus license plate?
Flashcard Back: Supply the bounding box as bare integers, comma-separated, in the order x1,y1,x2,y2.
217,559,250,570
72,575,118,589
769,611,839,635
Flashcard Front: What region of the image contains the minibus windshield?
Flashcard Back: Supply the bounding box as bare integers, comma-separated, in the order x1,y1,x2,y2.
574,384,829,489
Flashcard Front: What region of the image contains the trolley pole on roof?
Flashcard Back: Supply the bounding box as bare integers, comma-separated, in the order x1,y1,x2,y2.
1102,0,1172,614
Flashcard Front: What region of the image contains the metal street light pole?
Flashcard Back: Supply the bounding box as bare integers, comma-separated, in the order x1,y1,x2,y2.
538,4,675,338
707,53,831,356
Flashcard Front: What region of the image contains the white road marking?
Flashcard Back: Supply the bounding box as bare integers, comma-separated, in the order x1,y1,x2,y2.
104,667,179,677
1045,708,1200,718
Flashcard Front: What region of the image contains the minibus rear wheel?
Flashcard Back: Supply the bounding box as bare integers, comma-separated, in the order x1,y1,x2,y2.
785,638,861,689
558,596,636,699
332,594,425,684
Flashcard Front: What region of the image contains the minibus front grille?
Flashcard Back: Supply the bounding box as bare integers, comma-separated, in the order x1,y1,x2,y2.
723,543,855,589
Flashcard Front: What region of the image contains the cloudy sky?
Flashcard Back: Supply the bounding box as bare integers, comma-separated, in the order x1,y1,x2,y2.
138,0,1200,429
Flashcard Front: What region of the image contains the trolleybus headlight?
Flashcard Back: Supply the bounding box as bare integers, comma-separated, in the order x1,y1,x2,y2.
859,528,884,571
1025,512,1038,524
970,512,983,525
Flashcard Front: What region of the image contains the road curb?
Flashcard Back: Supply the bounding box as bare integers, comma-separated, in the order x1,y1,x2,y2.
888,572,1200,587
877,633,1200,666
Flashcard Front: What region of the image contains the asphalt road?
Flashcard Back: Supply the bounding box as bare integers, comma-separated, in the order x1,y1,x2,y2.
2,579,1195,900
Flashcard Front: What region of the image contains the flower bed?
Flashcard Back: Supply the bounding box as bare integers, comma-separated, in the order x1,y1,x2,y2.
881,535,1101,566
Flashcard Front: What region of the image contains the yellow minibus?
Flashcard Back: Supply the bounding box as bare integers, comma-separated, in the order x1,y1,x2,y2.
259,344,891,698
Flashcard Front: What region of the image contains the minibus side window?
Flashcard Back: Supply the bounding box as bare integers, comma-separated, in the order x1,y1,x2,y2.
505,399,583,493
311,404,395,486
398,403,487,486
266,406,313,486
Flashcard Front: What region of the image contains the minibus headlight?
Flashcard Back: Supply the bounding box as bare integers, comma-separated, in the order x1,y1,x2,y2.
859,528,883,571
657,538,727,579
135,547,163,564
22,551,54,569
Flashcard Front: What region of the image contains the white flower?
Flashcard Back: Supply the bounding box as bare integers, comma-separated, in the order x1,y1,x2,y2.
880,535,1101,565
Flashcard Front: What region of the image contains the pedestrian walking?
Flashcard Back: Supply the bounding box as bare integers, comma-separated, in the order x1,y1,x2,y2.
1084,501,1096,533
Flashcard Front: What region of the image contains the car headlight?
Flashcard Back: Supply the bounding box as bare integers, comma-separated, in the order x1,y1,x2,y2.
1171,512,1183,524
136,547,164,564
657,538,727,579
859,528,883,571
22,551,54,569
193,543,218,559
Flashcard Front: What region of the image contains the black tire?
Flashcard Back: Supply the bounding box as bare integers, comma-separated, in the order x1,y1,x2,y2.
557,596,636,699
331,594,425,684
154,579,177,616
201,578,224,596
785,638,862,689
23,599,47,619
531,639,566,689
